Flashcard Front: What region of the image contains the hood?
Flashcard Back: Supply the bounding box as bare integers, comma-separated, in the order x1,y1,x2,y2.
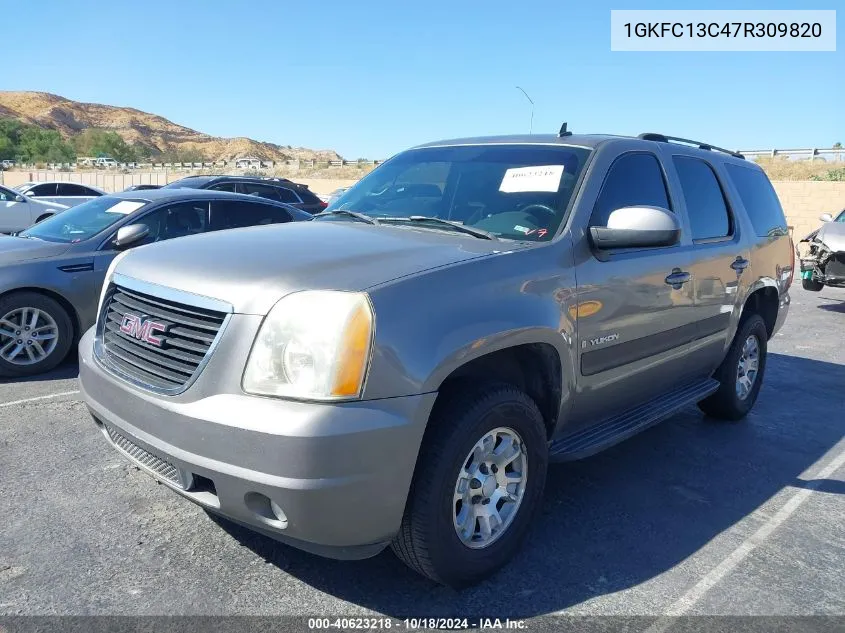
0,235,72,265
115,221,504,314
815,222,845,252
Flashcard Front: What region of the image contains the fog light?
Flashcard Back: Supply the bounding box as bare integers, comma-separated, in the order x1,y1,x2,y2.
244,492,288,529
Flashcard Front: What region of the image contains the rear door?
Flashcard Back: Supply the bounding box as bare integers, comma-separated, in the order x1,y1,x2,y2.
570,149,698,426
209,199,293,231
0,186,32,233
55,183,101,208
664,153,751,374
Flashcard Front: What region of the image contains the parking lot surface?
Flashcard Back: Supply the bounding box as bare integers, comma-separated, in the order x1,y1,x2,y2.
1,285,844,624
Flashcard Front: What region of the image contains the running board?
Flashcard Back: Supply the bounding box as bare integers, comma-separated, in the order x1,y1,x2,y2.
549,378,719,461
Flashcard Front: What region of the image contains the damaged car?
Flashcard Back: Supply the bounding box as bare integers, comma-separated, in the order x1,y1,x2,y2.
799,209,845,291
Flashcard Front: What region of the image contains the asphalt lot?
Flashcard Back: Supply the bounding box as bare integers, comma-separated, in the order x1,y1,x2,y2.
1,284,844,625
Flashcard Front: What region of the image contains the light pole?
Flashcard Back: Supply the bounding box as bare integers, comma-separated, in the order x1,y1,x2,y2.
515,86,534,134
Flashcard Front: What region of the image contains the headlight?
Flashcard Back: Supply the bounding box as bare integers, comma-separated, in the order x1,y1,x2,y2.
243,290,374,401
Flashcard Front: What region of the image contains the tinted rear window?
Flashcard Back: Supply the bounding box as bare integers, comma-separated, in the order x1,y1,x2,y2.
673,156,731,240
725,164,788,237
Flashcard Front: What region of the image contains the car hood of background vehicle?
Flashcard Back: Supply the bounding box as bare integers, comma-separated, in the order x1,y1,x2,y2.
0,236,71,265
816,222,845,252
115,221,505,314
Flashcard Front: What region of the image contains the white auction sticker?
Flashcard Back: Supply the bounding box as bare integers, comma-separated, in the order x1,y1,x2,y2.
499,165,564,193
106,200,146,214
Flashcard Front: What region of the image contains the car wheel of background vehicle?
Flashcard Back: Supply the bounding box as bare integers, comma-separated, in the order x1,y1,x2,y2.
698,313,768,421
801,277,824,291
0,292,73,378
391,383,548,587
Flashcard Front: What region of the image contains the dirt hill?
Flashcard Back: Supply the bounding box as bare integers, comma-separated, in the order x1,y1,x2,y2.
0,91,342,162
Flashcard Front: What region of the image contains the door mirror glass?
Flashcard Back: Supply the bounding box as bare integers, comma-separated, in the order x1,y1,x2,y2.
590,205,680,249
819,213,834,223
113,223,150,249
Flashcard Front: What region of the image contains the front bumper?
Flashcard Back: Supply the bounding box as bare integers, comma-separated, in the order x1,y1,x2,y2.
79,326,436,560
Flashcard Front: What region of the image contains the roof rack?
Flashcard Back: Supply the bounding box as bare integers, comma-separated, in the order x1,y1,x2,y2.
638,133,744,160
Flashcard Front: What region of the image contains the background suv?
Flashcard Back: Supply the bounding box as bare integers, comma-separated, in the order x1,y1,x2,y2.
163,175,327,213
80,131,793,588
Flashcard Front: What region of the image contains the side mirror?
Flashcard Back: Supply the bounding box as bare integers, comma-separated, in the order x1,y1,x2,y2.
590,206,680,249
14,195,24,203
819,213,834,223
113,223,149,249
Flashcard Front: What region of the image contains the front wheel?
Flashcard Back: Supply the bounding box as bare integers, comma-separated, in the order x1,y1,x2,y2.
391,384,548,587
0,292,73,377
698,314,768,421
801,277,824,292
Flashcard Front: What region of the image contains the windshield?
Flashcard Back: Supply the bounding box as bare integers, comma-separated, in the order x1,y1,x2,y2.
20,196,148,243
322,145,590,241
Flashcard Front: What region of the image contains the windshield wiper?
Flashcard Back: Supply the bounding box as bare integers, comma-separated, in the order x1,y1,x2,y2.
315,209,379,225
380,216,497,240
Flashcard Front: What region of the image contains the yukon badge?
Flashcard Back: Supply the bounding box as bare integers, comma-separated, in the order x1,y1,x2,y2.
582,333,619,349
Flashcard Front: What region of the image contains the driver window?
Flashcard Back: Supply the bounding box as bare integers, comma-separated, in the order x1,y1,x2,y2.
0,187,17,201
135,202,209,245
591,153,671,227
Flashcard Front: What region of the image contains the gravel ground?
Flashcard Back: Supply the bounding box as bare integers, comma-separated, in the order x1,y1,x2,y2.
1,284,843,630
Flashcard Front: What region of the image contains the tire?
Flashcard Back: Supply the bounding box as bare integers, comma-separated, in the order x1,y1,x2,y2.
35,214,53,224
391,383,548,587
801,277,824,292
0,292,74,378
698,313,768,421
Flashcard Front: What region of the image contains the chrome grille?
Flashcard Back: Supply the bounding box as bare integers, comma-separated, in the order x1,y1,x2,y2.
97,282,227,392
105,425,183,489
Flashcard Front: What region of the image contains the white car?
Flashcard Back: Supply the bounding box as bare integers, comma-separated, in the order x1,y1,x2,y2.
0,185,68,233
13,181,105,208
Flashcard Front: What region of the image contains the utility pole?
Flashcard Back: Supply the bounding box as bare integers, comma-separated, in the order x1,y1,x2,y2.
515,86,534,134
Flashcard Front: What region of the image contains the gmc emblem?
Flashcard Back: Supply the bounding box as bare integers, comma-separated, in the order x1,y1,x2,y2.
120,314,166,347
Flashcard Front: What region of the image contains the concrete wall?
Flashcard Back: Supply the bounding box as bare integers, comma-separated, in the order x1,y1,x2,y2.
772,181,845,240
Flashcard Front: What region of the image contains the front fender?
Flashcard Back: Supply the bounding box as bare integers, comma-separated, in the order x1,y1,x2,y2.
362,246,577,416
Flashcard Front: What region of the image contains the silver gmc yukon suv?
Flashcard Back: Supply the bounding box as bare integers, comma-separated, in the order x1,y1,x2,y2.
79,131,794,587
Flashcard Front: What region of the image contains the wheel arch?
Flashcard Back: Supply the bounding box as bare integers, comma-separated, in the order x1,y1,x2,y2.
0,286,81,342
740,281,779,339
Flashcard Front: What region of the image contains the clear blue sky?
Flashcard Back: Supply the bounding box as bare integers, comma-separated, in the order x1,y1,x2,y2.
2,0,841,159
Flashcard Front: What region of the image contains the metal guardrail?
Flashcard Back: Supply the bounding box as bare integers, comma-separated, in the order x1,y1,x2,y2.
738,148,844,161
6,158,383,171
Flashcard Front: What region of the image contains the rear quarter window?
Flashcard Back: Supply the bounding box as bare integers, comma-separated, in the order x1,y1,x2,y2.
725,164,788,237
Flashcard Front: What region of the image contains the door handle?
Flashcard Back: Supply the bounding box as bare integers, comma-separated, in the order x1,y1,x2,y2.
730,256,749,273
665,268,691,289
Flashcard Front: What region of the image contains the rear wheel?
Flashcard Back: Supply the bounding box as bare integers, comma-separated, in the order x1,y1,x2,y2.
698,313,768,421
391,384,548,587
0,292,73,378
801,277,824,291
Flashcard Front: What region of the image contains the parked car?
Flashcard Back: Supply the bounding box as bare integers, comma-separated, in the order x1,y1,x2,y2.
0,184,68,233
14,181,106,208
123,184,162,192
326,186,351,206
79,130,793,587
163,175,327,214
0,189,310,377
799,208,845,291
0,160,14,170
95,157,119,168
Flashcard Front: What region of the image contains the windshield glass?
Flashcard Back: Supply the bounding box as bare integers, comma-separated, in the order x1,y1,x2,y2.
322,145,590,241
20,196,148,243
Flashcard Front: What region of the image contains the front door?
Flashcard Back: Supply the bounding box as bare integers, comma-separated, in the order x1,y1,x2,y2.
568,151,698,429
